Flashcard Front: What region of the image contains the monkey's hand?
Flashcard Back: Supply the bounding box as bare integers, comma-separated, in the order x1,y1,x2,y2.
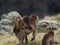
31,37,35,41
53,42,58,44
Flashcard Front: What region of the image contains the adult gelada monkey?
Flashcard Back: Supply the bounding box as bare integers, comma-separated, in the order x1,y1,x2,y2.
13,15,39,45
13,16,26,45
23,15,39,42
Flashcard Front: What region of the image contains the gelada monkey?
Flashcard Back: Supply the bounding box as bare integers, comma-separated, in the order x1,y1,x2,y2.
42,31,58,45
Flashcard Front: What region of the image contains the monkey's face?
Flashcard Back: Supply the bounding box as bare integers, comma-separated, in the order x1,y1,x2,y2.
29,15,39,25
14,16,23,29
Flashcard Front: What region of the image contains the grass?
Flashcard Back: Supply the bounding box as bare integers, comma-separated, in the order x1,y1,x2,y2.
44,14,60,22
0,29,60,45
0,32,42,45
0,14,60,45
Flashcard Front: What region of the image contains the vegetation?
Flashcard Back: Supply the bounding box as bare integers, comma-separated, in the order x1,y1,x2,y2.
0,29,60,45
44,14,60,22
0,14,60,45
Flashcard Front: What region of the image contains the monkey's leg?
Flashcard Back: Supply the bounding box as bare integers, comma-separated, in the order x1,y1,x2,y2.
17,36,24,45
17,31,25,45
31,30,36,41
25,34,28,43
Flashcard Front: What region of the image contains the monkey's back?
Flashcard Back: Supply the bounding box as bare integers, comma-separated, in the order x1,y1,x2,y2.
42,34,49,45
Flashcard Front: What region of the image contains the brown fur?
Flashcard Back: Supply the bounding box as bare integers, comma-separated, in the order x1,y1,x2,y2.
13,16,26,45
13,15,39,45
29,15,39,41
42,31,58,45
23,15,39,41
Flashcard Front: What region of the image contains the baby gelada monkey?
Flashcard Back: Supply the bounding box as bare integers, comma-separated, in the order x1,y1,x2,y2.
42,31,58,45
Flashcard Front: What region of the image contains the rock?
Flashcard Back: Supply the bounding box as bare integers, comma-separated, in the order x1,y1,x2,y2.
1,25,13,32
1,14,8,19
7,11,20,20
1,19,12,25
37,20,58,30
0,11,21,34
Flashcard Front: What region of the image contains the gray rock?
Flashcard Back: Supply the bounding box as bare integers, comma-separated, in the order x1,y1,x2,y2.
37,20,58,30
1,19,12,25
1,25,13,32
0,11,21,34
1,14,8,19
7,11,20,20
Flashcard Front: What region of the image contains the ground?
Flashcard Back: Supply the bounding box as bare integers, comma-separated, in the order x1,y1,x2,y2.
0,28,60,45
0,15,60,45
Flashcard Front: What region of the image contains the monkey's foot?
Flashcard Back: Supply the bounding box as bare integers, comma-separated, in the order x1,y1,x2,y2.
31,38,35,41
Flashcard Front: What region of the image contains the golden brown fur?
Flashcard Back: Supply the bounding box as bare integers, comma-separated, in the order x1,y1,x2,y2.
13,16,26,45
13,15,39,45
29,15,39,41
42,31,58,45
23,15,39,41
